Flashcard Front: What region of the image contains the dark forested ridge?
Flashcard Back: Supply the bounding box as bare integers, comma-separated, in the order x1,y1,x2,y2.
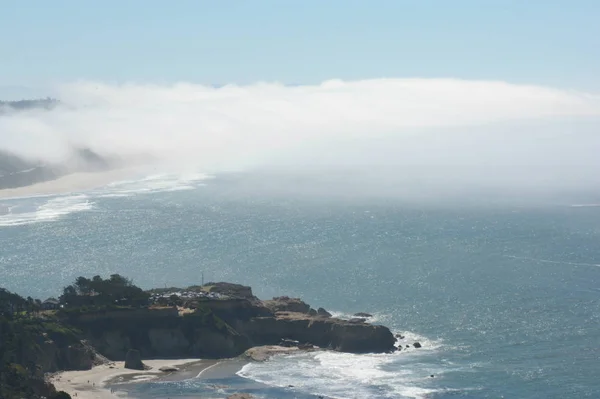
0,98,59,113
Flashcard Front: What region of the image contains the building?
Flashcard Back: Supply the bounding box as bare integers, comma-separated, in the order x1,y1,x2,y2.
42,298,60,310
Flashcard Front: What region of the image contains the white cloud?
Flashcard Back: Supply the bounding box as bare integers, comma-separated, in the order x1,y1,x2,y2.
1,78,599,195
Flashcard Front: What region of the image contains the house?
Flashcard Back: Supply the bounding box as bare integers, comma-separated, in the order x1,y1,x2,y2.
42,298,60,310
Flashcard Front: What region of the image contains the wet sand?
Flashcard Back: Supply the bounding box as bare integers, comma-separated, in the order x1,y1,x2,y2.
50,359,209,399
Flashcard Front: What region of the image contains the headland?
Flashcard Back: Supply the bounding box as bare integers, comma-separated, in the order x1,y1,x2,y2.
0,275,415,399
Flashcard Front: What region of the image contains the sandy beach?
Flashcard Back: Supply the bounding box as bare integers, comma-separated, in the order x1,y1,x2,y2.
0,168,139,199
50,359,209,399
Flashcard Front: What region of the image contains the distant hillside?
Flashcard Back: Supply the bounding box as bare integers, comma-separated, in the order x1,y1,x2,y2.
0,98,59,113
0,148,115,190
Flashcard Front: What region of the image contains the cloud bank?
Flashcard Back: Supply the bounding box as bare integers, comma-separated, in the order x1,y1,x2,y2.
1,78,599,196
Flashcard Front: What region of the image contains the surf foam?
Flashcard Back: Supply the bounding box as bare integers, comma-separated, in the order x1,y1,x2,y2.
95,172,213,198
237,334,455,399
0,194,93,227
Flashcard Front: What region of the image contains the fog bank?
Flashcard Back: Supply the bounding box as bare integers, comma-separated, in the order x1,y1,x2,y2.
1,78,599,197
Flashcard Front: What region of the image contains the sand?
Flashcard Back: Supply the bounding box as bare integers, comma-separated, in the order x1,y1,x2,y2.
49,359,207,399
0,169,139,199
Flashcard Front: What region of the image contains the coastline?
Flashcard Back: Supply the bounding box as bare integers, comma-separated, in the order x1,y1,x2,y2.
0,168,139,199
50,359,209,399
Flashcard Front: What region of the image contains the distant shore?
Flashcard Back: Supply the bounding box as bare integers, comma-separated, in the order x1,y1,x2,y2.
0,169,137,199
50,359,210,399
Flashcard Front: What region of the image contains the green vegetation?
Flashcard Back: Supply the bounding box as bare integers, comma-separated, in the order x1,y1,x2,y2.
0,288,74,399
60,274,150,308
0,274,231,398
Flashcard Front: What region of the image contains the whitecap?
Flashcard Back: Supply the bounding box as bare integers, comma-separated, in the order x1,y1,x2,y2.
92,172,213,198
0,194,94,227
237,335,460,399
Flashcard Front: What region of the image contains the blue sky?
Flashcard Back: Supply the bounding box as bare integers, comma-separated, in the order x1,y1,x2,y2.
1,0,599,95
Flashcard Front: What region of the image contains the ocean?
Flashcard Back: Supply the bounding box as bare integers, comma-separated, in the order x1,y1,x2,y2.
1,171,599,398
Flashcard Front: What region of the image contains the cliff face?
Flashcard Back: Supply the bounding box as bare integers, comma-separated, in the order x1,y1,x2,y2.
60,285,397,359
2,319,99,384
242,312,396,353
61,307,249,360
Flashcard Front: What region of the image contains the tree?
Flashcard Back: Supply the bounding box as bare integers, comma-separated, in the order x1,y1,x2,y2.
60,274,149,308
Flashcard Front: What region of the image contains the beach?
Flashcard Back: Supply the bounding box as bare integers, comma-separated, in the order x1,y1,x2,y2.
0,168,138,199
50,359,213,399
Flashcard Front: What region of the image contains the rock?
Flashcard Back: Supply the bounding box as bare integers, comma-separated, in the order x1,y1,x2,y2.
65,284,398,358
395,334,405,339
413,342,422,348
317,307,332,318
348,318,366,324
159,366,179,372
308,308,318,316
227,394,254,399
244,345,301,362
279,338,300,348
206,282,256,300
353,312,373,318
298,342,314,350
262,297,311,313
243,313,396,353
405,345,410,348
124,349,145,370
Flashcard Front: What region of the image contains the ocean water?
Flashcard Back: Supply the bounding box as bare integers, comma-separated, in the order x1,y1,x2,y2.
1,172,600,398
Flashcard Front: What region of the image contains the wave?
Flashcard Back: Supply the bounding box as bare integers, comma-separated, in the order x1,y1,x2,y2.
328,310,386,325
95,172,213,198
504,255,600,268
0,194,93,227
0,172,212,227
237,331,464,399
327,311,445,351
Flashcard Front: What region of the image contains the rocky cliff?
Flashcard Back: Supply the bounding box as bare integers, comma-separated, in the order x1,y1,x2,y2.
60,306,249,360
59,283,397,360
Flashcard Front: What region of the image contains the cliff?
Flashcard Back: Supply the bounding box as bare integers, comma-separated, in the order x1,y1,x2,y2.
0,316,101,399
58,283,396,360
1,281,398,399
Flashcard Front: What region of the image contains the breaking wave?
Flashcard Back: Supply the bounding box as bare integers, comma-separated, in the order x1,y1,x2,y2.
237,331,465,399
0,194,93,227
94,172,213,198
0,172,212,227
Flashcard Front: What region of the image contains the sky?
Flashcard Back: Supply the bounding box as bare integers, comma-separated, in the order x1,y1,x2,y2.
1,0,599,94
1,0,600,198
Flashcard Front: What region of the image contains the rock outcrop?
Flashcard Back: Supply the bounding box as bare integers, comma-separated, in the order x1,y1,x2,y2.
241,312,395,353
159,366,179,372
262,296,311,313
243,345,305,361
124,349,145,370
60,282,397,360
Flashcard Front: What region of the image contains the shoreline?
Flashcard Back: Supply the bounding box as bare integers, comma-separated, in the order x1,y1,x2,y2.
50,359,209,399
0,168,141,199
